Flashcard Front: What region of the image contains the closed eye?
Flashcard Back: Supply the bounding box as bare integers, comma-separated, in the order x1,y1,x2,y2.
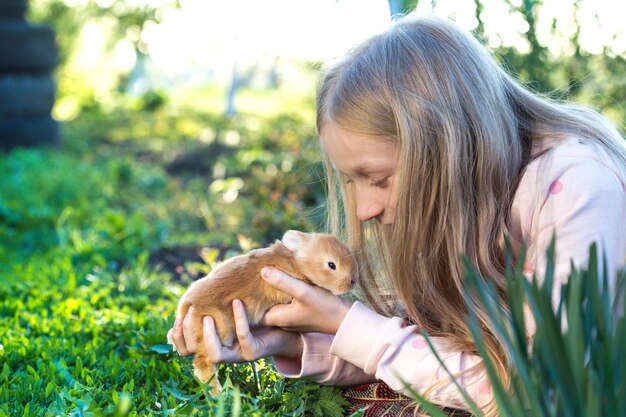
370,177,390,188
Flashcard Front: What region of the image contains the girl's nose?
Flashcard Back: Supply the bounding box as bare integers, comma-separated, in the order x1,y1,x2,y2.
356,195,384,221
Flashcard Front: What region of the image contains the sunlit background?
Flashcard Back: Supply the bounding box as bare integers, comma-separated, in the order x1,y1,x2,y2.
28,0,626,122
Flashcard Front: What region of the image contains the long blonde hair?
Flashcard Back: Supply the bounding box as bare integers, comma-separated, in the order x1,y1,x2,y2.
316,14,626,414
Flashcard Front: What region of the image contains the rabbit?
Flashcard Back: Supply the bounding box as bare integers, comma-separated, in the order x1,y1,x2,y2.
168,230,358,394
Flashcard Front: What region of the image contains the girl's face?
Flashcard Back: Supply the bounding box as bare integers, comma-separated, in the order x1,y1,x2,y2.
321,122,399,225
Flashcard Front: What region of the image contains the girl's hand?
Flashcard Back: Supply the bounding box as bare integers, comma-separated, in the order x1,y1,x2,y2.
260,267,353,335
168,301,303,362
204,299,303,363
167,307,198,357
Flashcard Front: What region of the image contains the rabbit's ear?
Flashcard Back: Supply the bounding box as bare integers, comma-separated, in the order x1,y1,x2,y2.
282,230,309,252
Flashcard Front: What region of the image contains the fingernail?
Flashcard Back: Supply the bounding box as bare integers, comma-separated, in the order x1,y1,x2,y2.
261,267,271,278
203,316,212,326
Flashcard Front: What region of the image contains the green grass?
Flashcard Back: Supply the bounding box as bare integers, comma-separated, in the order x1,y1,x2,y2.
0,100,349,416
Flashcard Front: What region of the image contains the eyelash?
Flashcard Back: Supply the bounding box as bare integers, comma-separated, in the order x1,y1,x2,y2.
370,178,389,188
344,177,389,188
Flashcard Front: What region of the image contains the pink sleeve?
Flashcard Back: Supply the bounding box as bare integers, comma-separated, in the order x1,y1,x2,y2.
330,302,493,410
273,331,375,386
275,302,492,411
522,143,626,303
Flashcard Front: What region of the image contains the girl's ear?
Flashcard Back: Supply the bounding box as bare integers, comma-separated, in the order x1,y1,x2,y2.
282,230,308,252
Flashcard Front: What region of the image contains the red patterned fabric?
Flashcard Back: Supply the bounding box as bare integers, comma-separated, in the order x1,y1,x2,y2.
342,381,472,416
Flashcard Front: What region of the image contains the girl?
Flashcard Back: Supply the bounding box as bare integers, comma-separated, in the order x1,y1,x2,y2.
169,14,626,416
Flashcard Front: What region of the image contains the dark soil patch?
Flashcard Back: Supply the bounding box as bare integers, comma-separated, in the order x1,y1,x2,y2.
149,245,205,281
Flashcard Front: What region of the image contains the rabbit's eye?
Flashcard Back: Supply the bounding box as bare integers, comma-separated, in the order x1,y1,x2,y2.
328,262,336,270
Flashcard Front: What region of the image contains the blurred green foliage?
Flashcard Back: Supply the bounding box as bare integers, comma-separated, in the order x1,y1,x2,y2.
474,0,626,126
499,46,626,122
26,0,178,118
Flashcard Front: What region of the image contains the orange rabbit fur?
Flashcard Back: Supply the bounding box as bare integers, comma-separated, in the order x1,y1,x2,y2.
168,230,358,394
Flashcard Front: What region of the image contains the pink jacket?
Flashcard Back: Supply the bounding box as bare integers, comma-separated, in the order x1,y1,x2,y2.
274,136,626,411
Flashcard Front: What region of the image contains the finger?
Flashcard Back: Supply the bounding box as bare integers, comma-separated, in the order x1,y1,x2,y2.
261,267,311,299
260,303,293,327
203,316,240,363
202,316,223,361
169,317,190,356
232,300,256,359
182,307,198,353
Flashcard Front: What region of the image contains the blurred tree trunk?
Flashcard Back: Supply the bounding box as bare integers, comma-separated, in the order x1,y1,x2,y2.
225,61,240,117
